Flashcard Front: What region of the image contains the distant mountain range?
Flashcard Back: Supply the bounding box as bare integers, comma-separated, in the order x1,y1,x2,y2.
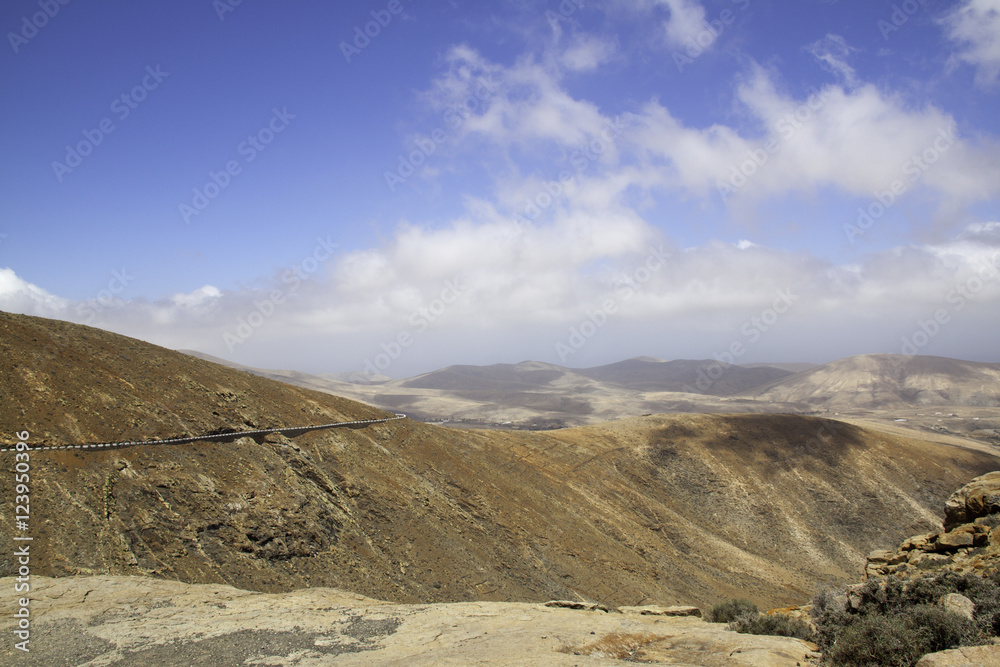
180,351,1000,429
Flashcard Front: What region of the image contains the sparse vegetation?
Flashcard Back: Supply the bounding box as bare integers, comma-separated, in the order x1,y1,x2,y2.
707,598,813,640
810,572,998,666
729,610,814,639
706,598,758,623
823,605,981,667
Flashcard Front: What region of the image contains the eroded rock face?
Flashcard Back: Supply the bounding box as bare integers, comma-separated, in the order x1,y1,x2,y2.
944,471,1000,531
864,471,1000,581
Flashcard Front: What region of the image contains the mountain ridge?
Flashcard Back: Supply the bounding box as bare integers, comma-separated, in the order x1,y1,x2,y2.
178,350,1000,432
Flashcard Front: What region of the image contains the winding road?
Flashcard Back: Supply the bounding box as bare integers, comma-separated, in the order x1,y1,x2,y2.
0,414,407,454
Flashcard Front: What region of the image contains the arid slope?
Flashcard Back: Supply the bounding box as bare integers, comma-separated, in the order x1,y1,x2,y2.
743,353,1000,410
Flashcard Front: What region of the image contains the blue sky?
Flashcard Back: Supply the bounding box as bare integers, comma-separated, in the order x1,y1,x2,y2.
2,0,999,376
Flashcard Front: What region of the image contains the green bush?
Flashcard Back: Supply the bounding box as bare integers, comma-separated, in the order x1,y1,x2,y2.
706,598,758,623
728,611,813,640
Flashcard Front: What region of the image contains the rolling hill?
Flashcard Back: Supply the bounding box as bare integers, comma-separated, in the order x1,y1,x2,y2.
742,353,1000,410
181,353,807,427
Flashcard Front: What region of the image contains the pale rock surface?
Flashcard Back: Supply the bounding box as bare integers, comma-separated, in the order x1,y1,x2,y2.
915,644,1000,666
1,576,820,666
938,593,975,621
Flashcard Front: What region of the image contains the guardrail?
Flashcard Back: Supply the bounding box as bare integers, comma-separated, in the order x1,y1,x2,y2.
0,414,407,453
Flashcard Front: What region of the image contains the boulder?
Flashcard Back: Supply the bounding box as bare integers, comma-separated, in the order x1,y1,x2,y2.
867,549,895,563
907,552,951,568
938,593,975,621
916,644,1000,666
943,471,1000,531
845,584,866,611
901,533,939,552
934,531,975,551
951,523,992,547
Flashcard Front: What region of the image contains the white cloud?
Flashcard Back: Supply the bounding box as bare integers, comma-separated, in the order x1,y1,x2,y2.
168,285,222,309
421,46,1000,215
630,64,1000,206
424,46,610,152
560,34,618,72
3,221,998,372
659,0,708,49
941,0,1000,87
0,268,69,316
806,34,858,86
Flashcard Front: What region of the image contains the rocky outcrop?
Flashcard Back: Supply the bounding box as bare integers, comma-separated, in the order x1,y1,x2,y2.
944,471,1000,530
865,472,1000,581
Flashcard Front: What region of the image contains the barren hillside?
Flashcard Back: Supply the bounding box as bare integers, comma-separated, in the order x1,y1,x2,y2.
743,353,1000,410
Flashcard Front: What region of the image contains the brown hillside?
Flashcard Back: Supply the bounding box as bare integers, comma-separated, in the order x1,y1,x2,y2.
1,312,998,612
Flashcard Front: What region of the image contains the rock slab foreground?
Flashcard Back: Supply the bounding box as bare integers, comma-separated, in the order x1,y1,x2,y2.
0,575,818,666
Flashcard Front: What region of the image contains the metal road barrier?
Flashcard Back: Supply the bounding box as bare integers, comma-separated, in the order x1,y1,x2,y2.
0,414,407,454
